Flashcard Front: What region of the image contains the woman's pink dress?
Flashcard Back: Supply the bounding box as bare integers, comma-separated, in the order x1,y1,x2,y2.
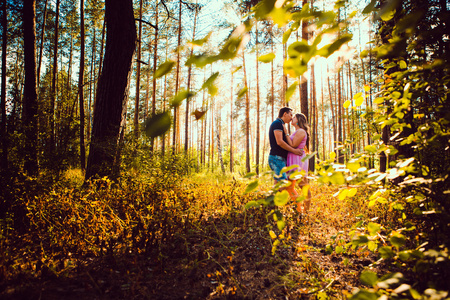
287,129,308,175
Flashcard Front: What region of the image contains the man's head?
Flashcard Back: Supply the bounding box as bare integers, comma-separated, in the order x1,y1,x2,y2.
278,107,293,123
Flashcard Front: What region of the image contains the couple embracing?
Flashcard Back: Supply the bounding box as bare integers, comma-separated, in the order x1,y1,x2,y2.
268,107,312,215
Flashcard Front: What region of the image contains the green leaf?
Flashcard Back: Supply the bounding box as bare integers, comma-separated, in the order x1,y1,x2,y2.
352,234,369,246
244,172,257,178
360,270,378,287
143,111,171,138
258,52,276,63
170,89,195,107
282,28,292,44
285,81,298,102
362,0,377,14
189,32,211,46
201,72,220,96
330,172,346,185
245,180,259,194
254,0,276,19
390,233,406,248
274,190,289,207
245,200,259,209
399,60,407,69
367,222,381,235
154,60,175,78
237,86,248,99
277,219,286,231
335,245,344,254
379,246,395,259
322,34,353,57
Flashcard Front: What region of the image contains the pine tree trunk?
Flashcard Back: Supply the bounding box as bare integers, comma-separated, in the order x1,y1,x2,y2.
1,0,8,170
79,0,86,171
150,2,159,152
230,69,234,173
255,23,260,174
327,65,336,156
300,3,308,117
243,52,250,174
50,0,60,155
173,0,182,153
36,0,47,88
185,7,198,153
85,0,136,180
23,0,39,175
134,0,143,140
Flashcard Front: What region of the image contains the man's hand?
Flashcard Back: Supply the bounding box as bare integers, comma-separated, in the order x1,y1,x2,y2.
293,148,303,156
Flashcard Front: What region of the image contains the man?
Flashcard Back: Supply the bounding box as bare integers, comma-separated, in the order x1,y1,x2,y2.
268,107,303,182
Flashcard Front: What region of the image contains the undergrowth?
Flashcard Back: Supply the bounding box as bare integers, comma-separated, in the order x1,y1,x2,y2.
0,167,384,299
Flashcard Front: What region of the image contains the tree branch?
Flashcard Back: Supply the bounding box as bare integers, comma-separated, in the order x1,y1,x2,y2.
135,18,157,30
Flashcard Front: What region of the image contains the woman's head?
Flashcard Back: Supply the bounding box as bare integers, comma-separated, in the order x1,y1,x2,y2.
293,113,310,150
293,113,308,129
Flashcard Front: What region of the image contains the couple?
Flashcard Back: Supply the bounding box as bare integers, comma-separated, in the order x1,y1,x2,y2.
268,107,311,214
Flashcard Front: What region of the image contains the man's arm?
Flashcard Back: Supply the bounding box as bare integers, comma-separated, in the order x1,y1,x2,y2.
274,130,303,156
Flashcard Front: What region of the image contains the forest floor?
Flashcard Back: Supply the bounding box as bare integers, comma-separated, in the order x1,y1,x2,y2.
1,174,379,299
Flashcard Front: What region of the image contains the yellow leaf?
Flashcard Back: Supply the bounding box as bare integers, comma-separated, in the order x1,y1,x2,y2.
338,189,349,200
343,100,351,108
329,151,336,161
364,85,370,92
355,95,364,106
269,230,277,239
348,188,357,197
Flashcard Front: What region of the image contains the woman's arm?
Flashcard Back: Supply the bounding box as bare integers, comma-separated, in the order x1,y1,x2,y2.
291,129,306,148
274,130,303,155
284,126,293,146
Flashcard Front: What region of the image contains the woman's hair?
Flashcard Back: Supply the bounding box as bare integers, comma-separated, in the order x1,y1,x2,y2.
295,113,310,151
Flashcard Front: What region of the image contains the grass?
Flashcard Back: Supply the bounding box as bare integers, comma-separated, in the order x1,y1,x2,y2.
0,169,380,299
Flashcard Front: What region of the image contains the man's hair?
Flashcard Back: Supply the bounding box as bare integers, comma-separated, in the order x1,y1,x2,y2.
278,107,292,118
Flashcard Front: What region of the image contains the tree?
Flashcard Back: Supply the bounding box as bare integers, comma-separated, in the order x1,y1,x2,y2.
85,0,136,180
78,0,86,171
22,0,39,176
1,0,7,171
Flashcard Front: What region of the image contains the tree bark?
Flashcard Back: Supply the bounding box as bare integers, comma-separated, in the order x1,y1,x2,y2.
36,0,47,88
243,52,250,173
300,1,308,117
85,0,136,180
255,22,260,174
23,0,39,175
1,0,8,170
173,0,182,153
78,0,86,171
229,69,234,173
150,2,159,152
50,0,60,155
134,0,143,140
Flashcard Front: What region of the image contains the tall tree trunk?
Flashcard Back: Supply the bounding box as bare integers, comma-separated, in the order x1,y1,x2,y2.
230,69,234,173
98,18,106,77
185,6,198,153
217,113,225,174
134,0,143,140
1,0,8,170
243,52,250,173
327,65,336,156
23,0,39,175
36,0,47,88
255,22,260,174
173,0,182,153
85,0,136,180
150,2,159,152
300,1,308,117
337,63,344,163
50,0,60,155
87,27,96,142
310,64,316,170
78,0,86,171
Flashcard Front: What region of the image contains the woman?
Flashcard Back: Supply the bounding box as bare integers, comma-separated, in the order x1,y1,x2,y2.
284,113,312,214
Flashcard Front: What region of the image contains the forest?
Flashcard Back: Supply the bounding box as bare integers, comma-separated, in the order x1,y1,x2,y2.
0,0,449,298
